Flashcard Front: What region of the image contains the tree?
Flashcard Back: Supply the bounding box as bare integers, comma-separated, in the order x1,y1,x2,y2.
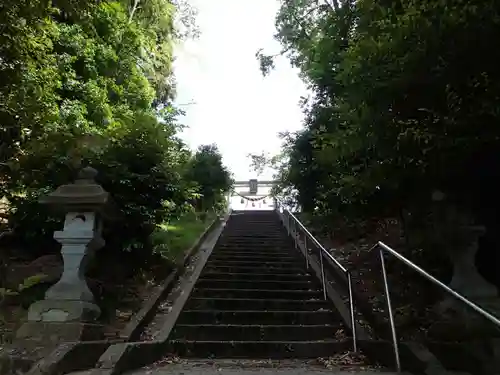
258,0,500,224
0,0,201,260
185,144,233,212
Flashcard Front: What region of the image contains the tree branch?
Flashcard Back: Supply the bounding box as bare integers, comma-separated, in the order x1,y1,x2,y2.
129,0,141,23
284,0,313,41
322,0,339,12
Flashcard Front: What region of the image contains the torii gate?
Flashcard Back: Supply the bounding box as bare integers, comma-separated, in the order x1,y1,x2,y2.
229,179,277,209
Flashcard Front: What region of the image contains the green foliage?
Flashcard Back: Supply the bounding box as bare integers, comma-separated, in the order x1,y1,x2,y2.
0,0,228,268
90,114,191,252
259,0,500,220
151,211,216,264
0,274,45,305
184,144,233,213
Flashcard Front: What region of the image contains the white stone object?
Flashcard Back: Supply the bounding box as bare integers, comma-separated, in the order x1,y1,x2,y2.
448,225,497,299
45,212,104,302
26,167,113,323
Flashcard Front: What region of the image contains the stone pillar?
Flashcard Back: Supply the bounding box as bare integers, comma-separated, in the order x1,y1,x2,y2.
28,211,104,322
431,191,496,299
16,166,115,347
447,225,497,299
430,198,500,342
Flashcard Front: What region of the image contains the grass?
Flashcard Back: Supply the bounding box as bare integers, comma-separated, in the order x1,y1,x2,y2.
151,211,217,264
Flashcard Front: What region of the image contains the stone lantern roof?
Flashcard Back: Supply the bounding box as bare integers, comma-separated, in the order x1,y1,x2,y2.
39,166,117,218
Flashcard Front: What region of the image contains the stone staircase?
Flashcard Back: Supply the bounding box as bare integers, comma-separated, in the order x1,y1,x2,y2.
166,210,352,358
62,210,465,375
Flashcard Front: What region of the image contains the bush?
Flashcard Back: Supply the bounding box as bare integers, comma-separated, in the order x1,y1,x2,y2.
4,112,193,264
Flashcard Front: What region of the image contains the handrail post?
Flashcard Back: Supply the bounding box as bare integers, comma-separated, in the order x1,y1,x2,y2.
319,248,327,300
293,220,298,249
304,236,309,269
347,272,358,353
379,247,401,373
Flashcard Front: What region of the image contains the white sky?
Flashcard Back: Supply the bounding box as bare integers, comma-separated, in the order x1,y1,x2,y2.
173,0,308,181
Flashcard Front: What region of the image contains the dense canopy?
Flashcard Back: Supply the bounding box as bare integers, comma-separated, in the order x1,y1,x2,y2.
256,0,500,225
0,0,231,258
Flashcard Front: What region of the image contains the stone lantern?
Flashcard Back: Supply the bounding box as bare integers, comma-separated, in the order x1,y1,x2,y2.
431,191,497,301
447,224,496,299
16,166,116,344
429,195,500,342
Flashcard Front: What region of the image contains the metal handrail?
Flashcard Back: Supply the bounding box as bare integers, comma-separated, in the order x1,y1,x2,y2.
374,241,500,373
274,200,358,353
274,200,500,373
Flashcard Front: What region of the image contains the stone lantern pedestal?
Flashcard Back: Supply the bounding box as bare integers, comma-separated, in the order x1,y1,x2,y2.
430,221,500,342
447,225,497,299
13,167,116,355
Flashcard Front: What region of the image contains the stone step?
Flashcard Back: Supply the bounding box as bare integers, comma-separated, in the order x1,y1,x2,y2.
226,226,281,228
218,232,285,236
176,309,338,325
205,260,303,268
126,363,406,375
190,288,322,300
221,231,284,235
222,231,284,235
215,246,293,253
226,219,280,221
170,324,342,341
211,250,295,257
209,254,299,263
224,223,281,225
228,221,278,223
217,237,286,241
228,217,279,220
222,234,284,237
165,339,352,358
216,241,289,247
195,279,316,291
199,272,311,282
203,265,306,274
184,298,330,312
225,222,281,226
219,235,286,240
218,234,285,238
216,242,288,247
227,216,279,218
213,247,293,254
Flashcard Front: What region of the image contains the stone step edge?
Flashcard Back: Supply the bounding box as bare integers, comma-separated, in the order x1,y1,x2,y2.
197,279,313,284
192,289,322,296
174,324,340,328
207,258,302,269
204,266,306,270
168,339,351,344
183,300,331,307
210,253,298,257
180,310,337,318
201,272,309,278
210,254,297,257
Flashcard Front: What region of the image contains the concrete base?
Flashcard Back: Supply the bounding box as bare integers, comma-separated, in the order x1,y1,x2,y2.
14,321,102,357
16,321,104,342
27,299,101,322
0,321,104,374
430,297,500,341
119,361,407,375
